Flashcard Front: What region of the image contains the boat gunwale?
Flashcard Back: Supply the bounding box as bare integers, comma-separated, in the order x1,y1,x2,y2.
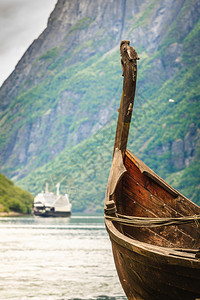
104,41,200,299
126,150,200,209
105,218,200,266
105,150,200,266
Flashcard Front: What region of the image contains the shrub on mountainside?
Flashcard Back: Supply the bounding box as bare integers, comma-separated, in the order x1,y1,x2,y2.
0,174,33,214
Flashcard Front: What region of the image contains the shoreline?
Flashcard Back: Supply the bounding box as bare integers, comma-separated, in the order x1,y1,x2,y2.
0,212,30,217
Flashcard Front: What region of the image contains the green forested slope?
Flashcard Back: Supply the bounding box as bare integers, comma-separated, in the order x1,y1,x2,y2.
16,120,115,212
166,145,200,205
0,174,33,213
1,0,199,212
17,14,200,211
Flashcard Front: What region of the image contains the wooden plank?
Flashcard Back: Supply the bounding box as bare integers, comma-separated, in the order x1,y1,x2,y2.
123,173,179,217
121,174,199,247
124,154,177,206
112,240,200,300
124,225,173,247
124,153,200,215
121,192,195,248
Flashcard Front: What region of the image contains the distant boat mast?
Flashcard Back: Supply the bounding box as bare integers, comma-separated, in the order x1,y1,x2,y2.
45,182,49,193
56,183,60,196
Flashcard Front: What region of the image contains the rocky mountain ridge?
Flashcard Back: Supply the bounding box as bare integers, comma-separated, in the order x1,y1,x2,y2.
0,0,199,209
0,0,133,109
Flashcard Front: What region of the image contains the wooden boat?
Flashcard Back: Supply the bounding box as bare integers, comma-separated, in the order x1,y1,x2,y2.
104,40,200,300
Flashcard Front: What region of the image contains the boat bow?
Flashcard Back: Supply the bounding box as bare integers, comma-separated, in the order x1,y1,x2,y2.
104,41,200,300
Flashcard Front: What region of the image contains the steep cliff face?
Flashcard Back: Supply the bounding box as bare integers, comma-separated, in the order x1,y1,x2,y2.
3,0,199,108
0,0,136,109
0,0,146,178
0,0,199,208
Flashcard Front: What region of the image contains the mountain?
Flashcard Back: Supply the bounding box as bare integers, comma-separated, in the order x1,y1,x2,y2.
0,0,199,212
0,174,33,214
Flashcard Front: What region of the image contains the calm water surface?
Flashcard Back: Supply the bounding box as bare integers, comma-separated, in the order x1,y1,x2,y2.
0,215,126,300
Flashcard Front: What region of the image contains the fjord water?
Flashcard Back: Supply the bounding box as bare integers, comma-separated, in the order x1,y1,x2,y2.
0,215,126,300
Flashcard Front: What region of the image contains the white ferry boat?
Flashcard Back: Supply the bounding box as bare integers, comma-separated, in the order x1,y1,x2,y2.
33,183,72,217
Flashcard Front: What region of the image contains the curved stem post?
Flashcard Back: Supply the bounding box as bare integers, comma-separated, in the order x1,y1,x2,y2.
113,40,139,159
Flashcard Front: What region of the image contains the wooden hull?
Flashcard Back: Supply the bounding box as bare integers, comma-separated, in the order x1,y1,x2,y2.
105,150,200,299
106,220,200,300
104,41,200,299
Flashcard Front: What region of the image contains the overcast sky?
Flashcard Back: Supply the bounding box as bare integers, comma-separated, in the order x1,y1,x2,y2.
0,0,57,87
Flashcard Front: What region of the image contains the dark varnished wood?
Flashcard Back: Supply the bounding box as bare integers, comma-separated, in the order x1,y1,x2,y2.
125,151,200,216
105,41,200,300
106,217,200,300
114,41,139,157
122,152,200,248
105,151,200,299
111,240,200,300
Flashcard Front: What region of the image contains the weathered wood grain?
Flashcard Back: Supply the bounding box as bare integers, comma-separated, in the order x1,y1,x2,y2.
104,41,200,300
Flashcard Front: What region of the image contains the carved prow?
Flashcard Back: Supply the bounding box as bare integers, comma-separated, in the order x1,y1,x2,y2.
113,40,139,158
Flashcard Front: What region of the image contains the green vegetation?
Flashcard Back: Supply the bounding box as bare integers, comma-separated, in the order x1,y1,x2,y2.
68,17,94,34
128,0,160,33
40,47,60,60
166,147,200,206
16,121,116,212
12,30,200,210
0,174,33,214
1,0,199,212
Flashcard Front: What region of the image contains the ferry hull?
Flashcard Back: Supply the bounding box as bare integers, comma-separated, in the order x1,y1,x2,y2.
33,210,71,217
